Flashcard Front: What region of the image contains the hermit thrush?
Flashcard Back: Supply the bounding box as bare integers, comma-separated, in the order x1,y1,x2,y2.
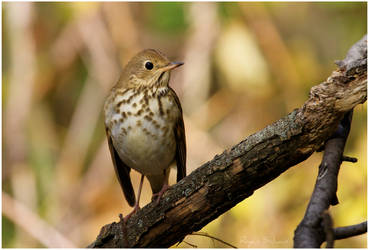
104,49,186,218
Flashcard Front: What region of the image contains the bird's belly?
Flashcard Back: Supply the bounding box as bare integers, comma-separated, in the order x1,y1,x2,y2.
118,127,175,175
110,117,177,175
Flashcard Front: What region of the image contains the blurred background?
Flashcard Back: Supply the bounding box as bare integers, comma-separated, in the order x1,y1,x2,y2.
2,2,367,248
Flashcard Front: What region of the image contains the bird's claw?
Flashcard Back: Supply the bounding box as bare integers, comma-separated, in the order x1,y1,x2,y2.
152,184,169,204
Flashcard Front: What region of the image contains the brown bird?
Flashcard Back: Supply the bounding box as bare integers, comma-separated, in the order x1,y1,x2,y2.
104,49,186,219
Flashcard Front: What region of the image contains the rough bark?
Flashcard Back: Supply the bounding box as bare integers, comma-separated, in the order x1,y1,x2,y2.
89,35,367,248
293,110,353,248
293,35,367,248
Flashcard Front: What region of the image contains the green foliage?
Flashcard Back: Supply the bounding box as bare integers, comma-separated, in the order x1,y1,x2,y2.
145,2,188,35
2,216,15,247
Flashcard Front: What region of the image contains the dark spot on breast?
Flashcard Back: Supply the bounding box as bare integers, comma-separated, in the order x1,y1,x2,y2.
157,96,164,116
144,115,152,121
133,103,137,108
143,92,149,105
135,109,143,116
118,88,130,96
152,120,160,129
142,127,150,136
126,91,140,104
117,100,126,107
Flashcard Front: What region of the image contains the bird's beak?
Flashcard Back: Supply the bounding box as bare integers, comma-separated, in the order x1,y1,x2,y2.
159,62,184,72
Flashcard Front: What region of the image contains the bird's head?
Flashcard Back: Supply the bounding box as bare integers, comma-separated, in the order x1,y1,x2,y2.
120,49,183,88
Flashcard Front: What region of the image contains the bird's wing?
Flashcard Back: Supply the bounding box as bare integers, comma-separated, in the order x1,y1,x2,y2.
174,116,186,181
105,128,136,207
170,88,187,182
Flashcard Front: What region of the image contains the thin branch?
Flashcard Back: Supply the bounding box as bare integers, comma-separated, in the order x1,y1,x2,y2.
181,240,198,248
341,155,358,163
334,221,367,240
89,35,367,248
191,232,237,248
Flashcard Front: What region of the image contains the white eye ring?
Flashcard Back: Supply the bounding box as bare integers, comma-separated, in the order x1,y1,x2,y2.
144,61,154,70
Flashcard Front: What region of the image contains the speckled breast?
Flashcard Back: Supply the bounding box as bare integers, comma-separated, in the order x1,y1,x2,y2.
105,87,180,175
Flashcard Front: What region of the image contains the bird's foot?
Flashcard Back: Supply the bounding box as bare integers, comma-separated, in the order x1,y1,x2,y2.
122,203,141,223
118,203,141,245
152,184,169,205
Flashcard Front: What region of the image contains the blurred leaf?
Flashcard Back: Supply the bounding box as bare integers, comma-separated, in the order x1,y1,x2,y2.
145,2,188,35
214,20,270,95
218,2,242,21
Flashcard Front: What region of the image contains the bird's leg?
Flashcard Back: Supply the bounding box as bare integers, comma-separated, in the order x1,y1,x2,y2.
152,181,169,205
123,174,144,223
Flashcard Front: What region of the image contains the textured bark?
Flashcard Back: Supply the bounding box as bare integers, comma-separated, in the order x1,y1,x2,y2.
293,110,353,248
293,35,367,248
89,35,367,248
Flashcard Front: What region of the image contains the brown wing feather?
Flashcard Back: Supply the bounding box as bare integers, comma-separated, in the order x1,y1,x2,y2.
169,87,186,182
105,128,136,206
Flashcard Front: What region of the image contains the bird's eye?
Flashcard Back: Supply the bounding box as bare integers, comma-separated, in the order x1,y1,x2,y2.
145,61,154,70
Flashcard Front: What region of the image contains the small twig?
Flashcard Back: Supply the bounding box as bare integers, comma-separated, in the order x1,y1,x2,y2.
182,240,198,248
322,211,334,248
191,232,237,248
334,221,367,240
341,155,358,163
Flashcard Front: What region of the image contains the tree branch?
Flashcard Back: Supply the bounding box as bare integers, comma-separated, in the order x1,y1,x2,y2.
334,221,367,240
293,110,354,247
89,35,367,248
293,35,367,248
